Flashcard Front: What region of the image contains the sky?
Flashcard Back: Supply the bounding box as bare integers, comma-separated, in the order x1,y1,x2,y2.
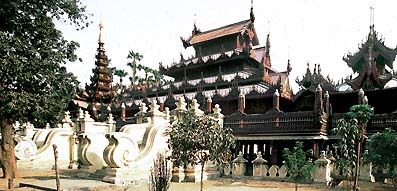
59,0,397,92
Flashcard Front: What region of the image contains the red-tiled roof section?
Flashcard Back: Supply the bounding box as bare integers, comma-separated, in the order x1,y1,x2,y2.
189,20,252,45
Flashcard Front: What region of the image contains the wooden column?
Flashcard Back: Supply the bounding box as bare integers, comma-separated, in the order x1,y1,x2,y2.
324,91,330,114
314,85,323,113
238,93,245,113
206,97,212,114
273,89,280,111
358,88,364,104
120,103,126,121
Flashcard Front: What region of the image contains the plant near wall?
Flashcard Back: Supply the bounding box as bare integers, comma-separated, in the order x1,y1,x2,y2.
149,152,171,191
283,141,314,191
366,128,397,190
166,111,235,191
332,104,373,191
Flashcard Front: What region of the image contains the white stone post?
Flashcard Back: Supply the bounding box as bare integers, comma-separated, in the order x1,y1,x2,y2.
189,99,204,116
252,152,267,179
210,104,224,127
106,113,116,133
313,151,332,184
232,151,248,178
69,132,79,169
135,102,148,124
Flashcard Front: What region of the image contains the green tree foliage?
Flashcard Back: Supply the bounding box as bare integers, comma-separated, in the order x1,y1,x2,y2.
126,50,167,89
114,69,128,85
366,128,397,189
0,0,89,182
332,104,374,190
166,111,235,191
283,141,314,191
333,118,358,178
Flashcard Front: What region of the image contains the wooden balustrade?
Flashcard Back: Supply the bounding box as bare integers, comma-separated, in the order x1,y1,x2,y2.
329,113,397,134
224,111,320,135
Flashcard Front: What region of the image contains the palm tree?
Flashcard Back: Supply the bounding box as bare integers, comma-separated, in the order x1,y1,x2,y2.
114,69,128,85
127,50,143,85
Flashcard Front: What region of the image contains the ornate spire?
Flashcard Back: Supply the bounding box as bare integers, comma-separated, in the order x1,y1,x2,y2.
265,33,271,57
98,19,104,44
287,59,292,74
262,33,271,68
87,19,113,104
250,0,255,22
370,6,375,33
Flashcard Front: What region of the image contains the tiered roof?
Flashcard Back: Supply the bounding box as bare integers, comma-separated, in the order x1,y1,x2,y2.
86,21,114,104
342,25,397,90
118,9,292,115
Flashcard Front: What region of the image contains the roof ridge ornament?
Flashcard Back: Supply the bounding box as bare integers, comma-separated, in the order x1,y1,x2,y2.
98,19,104,43
250,0,255,22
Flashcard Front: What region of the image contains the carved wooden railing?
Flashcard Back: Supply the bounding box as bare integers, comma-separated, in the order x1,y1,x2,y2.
224,111,321,135
329,113,397,134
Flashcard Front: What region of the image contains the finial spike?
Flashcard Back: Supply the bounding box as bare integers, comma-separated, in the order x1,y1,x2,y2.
98,19,104,43
250,0,255,22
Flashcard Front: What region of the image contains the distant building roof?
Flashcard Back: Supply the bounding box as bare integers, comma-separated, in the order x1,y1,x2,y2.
185,19,258,46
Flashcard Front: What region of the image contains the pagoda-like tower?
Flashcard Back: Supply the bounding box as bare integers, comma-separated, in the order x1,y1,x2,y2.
343,23,397,90
88,21,113,104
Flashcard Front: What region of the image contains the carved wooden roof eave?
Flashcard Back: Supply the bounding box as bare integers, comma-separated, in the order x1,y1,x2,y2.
160,50,250,76
344,38,397,69
183,19,257,47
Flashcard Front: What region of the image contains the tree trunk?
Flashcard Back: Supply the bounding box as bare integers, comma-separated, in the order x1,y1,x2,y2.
353,140,361,191
354,124,366,191
0,119,18,189
295,181,298,191
200,161,205,191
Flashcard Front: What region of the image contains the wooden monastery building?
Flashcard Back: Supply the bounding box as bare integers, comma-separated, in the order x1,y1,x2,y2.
72,5,397,171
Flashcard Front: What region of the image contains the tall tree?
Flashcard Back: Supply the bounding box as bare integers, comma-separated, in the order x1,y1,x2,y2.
332,104,373,190
114,69,128,85
127,50,143,85
166,111,235,191
0,0,89,184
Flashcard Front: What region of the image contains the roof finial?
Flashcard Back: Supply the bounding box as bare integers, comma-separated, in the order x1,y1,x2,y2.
370,6,374,29
287,59,292,74
267,20,270,34
250,0,255,22
192,13,201,36
98,19,104,43
266,33,271,56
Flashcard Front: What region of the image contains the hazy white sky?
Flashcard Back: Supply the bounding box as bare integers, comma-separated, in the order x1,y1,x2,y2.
59,0,397,92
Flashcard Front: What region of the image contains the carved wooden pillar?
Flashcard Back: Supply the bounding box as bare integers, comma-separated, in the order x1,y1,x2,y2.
358,88,365,104
313,141,319,158
120,103,126,121
273,89,280,111
238,93,245,113
314,85,323,113
324,91,330,114
206,97,212,114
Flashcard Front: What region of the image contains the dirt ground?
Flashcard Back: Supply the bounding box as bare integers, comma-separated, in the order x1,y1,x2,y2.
0,169,394,191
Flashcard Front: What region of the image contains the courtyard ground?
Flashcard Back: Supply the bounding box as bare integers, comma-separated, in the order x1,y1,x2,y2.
0,169,394,191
